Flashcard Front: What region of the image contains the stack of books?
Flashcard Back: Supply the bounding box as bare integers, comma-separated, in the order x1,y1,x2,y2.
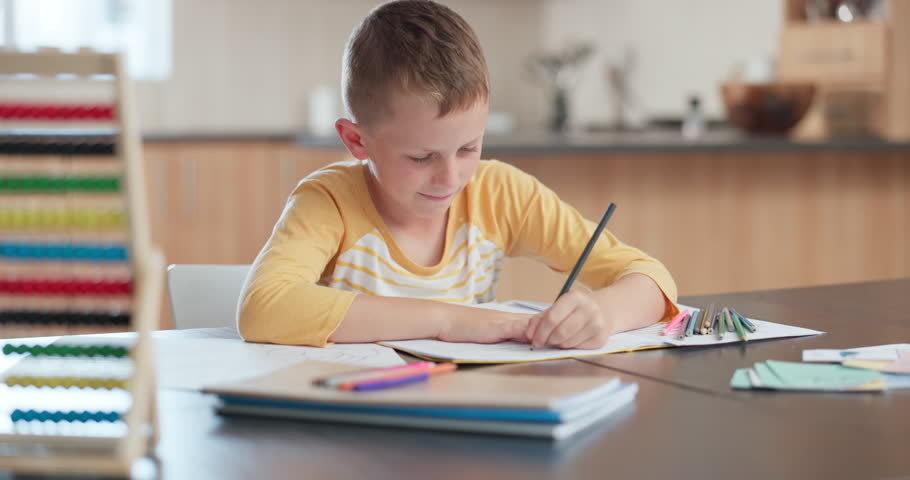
202,361,637,441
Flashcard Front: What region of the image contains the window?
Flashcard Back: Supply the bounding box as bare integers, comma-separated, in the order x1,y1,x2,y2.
0,0,172,80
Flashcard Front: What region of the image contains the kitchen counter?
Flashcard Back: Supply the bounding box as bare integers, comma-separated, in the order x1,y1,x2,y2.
137,133,908,327
295,128,910,154
11,128,910,153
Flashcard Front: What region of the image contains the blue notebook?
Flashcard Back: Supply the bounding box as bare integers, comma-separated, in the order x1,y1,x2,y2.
203,361,637,440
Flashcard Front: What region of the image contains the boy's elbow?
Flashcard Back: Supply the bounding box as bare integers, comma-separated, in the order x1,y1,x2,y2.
234,279,354,347
236,299,266,343
235,289,335,347
235,289,283,344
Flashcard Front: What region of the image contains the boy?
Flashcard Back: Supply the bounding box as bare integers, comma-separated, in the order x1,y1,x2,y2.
238,0,678,349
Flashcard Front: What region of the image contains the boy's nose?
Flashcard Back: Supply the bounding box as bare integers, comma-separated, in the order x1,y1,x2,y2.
432,157,460,189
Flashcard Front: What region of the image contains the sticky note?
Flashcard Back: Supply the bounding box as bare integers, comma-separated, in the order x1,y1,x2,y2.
762,360,885,391
730,368,753,389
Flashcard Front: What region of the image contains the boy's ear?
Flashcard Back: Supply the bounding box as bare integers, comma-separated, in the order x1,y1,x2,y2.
335,119,370,160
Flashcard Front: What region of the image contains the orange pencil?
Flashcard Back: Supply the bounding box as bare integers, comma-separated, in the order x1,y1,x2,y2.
341,363,458,392
318,361,434,388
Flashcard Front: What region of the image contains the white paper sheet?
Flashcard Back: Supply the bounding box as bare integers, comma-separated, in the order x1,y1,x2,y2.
154,337,405,390
380,303,824,363
801,344,910,362
3,331,406,392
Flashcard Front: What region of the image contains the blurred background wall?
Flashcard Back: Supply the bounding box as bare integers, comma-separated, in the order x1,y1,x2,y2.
131,0,780,135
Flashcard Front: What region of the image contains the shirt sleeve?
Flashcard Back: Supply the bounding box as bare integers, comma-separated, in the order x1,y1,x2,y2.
492,162,679,321
236,182,356,346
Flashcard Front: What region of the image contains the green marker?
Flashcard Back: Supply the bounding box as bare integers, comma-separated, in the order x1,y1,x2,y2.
717,308,727,340
732,309,747,342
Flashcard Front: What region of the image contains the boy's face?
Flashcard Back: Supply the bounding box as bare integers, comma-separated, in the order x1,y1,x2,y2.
360,94,488,222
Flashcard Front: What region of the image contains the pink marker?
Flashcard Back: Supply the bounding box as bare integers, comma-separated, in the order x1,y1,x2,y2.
661,310,690,335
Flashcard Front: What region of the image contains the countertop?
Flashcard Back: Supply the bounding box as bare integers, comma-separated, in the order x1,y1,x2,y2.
294,128,910,154
11,128,910,153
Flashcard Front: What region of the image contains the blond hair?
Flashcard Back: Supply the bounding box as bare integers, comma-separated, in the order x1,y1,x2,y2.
341,0,490,128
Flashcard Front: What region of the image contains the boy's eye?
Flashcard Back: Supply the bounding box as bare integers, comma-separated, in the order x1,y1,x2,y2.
407,146,477,162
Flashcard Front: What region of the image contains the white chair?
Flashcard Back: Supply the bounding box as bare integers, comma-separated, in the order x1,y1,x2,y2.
166,264,251,329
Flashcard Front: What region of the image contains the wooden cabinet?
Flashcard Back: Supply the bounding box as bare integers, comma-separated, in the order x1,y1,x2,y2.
495,150,910,302
779,0,910,140
142,141,910,327
779,22,886,87
142,141,346,327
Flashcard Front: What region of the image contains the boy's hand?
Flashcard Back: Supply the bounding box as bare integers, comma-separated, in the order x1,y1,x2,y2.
525,291,614,349
437,310,531,344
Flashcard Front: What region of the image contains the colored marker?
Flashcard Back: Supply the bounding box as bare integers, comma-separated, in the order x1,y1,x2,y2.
661,309,689,335
318,361,435,388
732,311,748,342
685,309,700,337
348,363,458,392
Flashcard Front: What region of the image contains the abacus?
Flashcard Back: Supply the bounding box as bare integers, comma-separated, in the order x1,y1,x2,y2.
0,49,162,476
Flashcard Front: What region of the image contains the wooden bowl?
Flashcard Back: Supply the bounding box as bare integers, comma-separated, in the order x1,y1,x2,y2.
720,82,816,135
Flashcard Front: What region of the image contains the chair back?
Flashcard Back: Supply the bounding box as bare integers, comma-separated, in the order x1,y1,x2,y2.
166,264,250,329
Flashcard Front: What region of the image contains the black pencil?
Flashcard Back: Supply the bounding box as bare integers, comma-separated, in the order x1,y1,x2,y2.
557,203,617,299
530,203,616,351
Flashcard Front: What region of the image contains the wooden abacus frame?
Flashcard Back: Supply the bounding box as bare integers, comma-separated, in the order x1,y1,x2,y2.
0,49,163,476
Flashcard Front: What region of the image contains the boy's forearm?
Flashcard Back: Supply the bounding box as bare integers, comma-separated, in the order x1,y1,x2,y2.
330,295,448,342
329,295,528,344
591,273,668,333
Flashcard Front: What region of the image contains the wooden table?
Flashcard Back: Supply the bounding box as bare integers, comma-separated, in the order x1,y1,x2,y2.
147,279,910,479
11,280,910,479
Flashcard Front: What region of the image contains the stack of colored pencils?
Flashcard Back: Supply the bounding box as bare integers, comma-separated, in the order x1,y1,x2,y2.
660,304,757,342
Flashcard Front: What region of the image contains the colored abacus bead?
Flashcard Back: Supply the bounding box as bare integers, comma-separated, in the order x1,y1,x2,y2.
10,210,26,227
0,279,133,295
0,135,116,154
3,344,129,358
10,409,121,423
0,311,132,326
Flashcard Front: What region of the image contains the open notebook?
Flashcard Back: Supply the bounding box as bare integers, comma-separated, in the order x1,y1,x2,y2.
379,301,825,363
202,360,637,440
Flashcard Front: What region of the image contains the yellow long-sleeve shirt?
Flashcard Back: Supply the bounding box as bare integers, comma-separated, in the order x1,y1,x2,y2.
237,159,678,346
